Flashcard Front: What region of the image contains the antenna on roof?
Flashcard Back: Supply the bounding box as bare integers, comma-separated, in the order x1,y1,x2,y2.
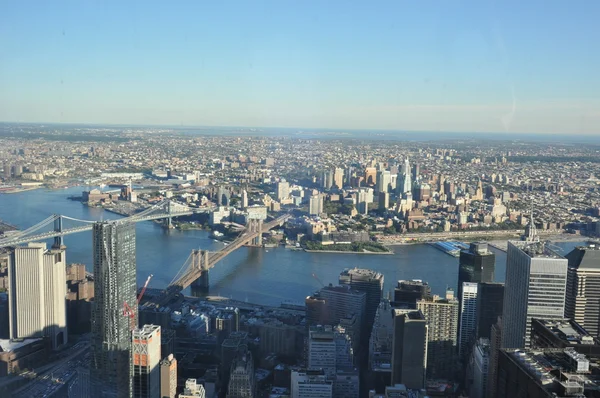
526,203,539,243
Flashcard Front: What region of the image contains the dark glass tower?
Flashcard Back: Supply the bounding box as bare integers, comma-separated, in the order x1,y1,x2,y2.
90,221,137,398
476,282,504,339
393,280,432,309
339,268,384,333
458,242,495,288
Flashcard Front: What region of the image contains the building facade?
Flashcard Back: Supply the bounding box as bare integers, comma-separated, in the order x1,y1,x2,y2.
565,244,600,338
458,282,478,360
160,354,177,398
390,309,427,390
132,325,162,398
227,352,255,398
291,370,333,398
90,221,137,397
339,268,384,338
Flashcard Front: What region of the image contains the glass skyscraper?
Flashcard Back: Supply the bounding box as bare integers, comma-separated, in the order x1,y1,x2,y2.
91,221,137,398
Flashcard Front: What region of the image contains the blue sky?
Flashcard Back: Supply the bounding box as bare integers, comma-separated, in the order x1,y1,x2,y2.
1,0,599,134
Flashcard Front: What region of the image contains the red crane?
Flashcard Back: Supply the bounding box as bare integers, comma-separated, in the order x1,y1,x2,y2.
123,274,153,330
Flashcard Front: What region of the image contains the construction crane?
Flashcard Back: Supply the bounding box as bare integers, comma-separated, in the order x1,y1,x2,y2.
123,274,154,330
312,273,325,288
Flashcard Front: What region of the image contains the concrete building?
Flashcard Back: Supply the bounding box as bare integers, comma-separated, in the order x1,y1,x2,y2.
486,317,502,398
565,243,600,338
369,300,394,375
241,189,249,209
391,309,427,390
333,167,344,189
417,290,459,379
339,268,384,339
309,194,324,216
399,158,412,196
132,324,162,398
376,170,391,194
501,239,568,349
160,354,177,398
7,243,67,349
378,191,389,211
470,338,490,398
291,370,333,398
530,318,600,354
0,338,49,377
227,352,255,398
180,378,206,398
308,326,337,376
393,280,431,309
458,282,478,360
90,221,137,397
333,370,359,398
277,180,290,201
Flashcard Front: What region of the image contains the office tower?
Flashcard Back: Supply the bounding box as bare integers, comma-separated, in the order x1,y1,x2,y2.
486,317,502,398
309,194,324,215
339,268,384,336
217,186,230,206
7,243,67,349
2,162,10,179
530,318,600,352
132,324,162,398
90,221,137,398
496,348,597,397
308,326,337,376
305,295,328,326
376,170,391,194
364,167,377,186
458,242,495,292
276,180,290,201
180,379,206,398
333,371,359,398
565,243,600,337
160,354,177,398
470,338,490,398
221,331,248,388
393,280,431,309
322,169,334,190
378,192,389,211
476,283,504,340
411,162,419,181
501,240,568,349
398,157,412,196
333,326,355,370
369,300,394,375
390,309,427,390
227,352,255,398
458,282,478,360
333,167,344,189
291,370,333,398
357,189,370,214
417,290,459,379
313,284,366,328
241,189,248,209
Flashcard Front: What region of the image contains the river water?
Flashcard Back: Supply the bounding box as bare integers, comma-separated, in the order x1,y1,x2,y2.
0,187,583,307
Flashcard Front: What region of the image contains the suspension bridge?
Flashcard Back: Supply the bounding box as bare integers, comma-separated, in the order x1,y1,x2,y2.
0,199,210,248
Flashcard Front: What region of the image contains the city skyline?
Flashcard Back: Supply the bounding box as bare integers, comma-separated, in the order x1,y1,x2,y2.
1,1,599,134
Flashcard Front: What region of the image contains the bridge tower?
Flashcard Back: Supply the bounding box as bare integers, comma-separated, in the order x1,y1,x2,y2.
191,249,210,294
53,215,65,249
248,219,263,246
166,199,173,229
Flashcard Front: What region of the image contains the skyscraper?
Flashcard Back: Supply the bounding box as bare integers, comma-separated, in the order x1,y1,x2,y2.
160,354,177,398
458,282,478,359
7,243,67,349
375,170,391,194
565,243,600,337
393,280,431,309
390,309,427,390
333,167,344,189
476,283,504,340
91,221,137,398
227,352,255,398
417,290,459,379
398,158,412,197
241,189,248,209
486,317,502,398
458,242,495,295
309,194,324,216
339,268,384,338
276,180,290,201
308,326,337,376
501,240,568,349
132,324,162,398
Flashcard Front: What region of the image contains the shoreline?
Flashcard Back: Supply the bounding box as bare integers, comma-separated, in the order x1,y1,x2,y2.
304,249,393,255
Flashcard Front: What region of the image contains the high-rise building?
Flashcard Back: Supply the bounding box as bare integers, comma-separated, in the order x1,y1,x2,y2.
291,370,332,398
309,194,324,216
369,300,394,374
308,326,337,376
378,191,389,211
241,189,249,209
179,379,206,398
417,290,459,379
333,371,359,398
393,280,431,309
476,283,504,340
565,243,600,338
390,309,427,390
322,169,334,190
458,242,495,288
458,282,478,360
7,243,67,349
470,338,490,398
486,317,502,398
227,352,255,398
132,324,162,398
90,221,137,397
501,240,568,349
276,180,290,201
333,167,344,189
160,354,177,398
339,268,384,338
376,170,391,194
398,158,412,196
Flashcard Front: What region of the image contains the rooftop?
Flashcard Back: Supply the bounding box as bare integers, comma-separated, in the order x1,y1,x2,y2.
534,318,597,345
0,338,43,352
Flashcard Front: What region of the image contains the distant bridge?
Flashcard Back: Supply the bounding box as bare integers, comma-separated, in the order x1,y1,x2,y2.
0,199,212,248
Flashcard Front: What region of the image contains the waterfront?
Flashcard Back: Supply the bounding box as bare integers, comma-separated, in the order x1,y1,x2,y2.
0,187,584,307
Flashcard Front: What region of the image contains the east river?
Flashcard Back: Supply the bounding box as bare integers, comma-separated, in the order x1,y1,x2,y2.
0,187,584,306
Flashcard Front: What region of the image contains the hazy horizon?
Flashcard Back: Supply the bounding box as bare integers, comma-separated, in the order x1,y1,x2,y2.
1,1,599,135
